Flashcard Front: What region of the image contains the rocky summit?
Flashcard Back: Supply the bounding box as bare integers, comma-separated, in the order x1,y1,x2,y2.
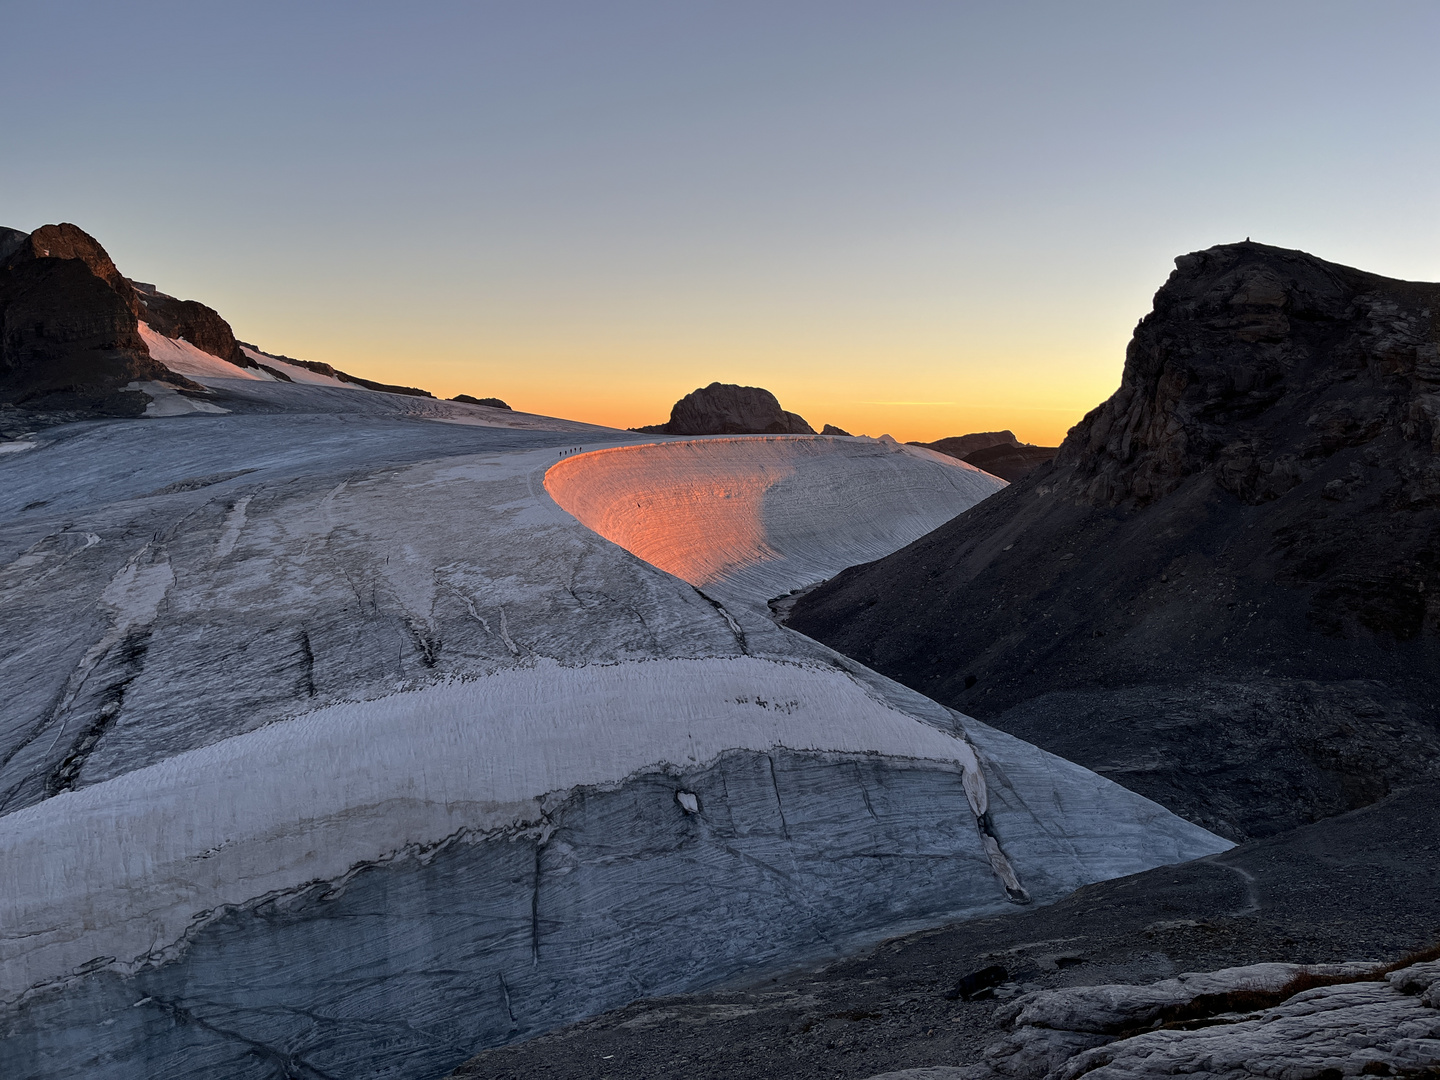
789,241,1440,841
636,381,815,435
0,224,177,413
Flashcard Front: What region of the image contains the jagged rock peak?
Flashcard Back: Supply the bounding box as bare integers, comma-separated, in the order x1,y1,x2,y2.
1058,240,1440,507
635,382,815,436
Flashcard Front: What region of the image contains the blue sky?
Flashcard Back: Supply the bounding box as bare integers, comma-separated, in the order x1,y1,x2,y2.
3,2,1437,440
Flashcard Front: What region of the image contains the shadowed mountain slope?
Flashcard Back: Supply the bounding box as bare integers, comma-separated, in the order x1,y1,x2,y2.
789,241,1440,841
911,430,1058,482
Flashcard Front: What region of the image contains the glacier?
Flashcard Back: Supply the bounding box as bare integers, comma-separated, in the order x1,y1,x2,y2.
0,351,1228,1079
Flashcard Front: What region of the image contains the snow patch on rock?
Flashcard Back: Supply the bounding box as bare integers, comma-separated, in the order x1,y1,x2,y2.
138,324,270,382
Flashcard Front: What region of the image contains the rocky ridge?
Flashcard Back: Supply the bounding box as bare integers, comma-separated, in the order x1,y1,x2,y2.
1,222,507,423
910,431,1057,482
453,393,511,410
914,431,1022,459
636,381,816,435
788,242,1440,840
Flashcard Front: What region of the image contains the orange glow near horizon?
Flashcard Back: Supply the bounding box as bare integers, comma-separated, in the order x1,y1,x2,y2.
242,328,1115,448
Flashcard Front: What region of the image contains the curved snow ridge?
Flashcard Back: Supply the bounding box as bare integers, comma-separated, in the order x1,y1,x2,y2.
544,436,1004,597
0,656,984,1002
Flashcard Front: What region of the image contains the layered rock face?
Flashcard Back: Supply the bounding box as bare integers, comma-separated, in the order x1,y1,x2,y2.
789,242,1440,840
0,224,171,410
636,381,815,435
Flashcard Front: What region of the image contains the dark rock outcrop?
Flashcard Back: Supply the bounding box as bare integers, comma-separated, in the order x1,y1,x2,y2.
452,394,511,410
241,344,435,397
821,423,852,436
131,281,250,367
635,382,814,435
789,241,1440,841
0,223,179,411
332,371,433,397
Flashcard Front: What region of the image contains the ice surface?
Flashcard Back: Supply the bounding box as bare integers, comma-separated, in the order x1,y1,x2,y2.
546,435,1004,597
0,374,1229,1080
0,656,993,998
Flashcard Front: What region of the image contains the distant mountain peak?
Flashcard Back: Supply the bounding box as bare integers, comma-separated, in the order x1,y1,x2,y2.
634,381,814,436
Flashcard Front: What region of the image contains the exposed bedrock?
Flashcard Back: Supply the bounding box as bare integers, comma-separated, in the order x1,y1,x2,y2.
452,394,511,410
790,241,1440,841
130,280,249,367
635,381,815,435
0,224,174,411
931,956,1440,1080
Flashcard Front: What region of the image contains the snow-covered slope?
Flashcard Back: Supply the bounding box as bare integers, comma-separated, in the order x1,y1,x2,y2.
546,435,1004,600
0,377,1228,1080
138,323,272,382
240,344,351,386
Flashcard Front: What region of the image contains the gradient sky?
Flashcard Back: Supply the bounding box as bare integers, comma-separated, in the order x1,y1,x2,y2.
4,2,1439,443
